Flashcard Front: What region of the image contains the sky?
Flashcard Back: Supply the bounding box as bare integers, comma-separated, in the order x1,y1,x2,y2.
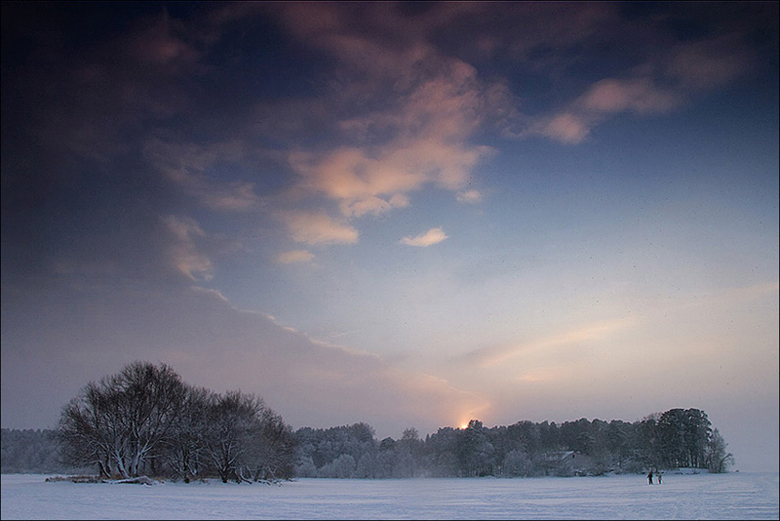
1,2,778,472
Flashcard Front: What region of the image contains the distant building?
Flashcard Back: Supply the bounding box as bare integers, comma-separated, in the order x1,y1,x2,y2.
545,451,595,475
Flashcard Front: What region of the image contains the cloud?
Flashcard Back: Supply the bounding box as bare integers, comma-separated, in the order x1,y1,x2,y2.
289,136,490,219
346,194,411,218
483,8,759,145
400,227,449,247
277,250,315,264
459,318,636,369
280,211,359,245
285,56,494,222
0,281,486,437
13,6,210,162
122,11,201,69
264,4,497,241
144,138,260,212
530,77,682,144
536,113,592,145
666,36,754,91
162,215,213,281
456,190,483,204
580,78,679,115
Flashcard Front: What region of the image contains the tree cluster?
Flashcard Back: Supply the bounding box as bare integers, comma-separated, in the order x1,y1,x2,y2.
292,409,733,479
57,361,296,483
639,409,733,473
4,360,733,481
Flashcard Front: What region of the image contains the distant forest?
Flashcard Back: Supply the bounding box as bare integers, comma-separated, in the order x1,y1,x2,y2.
1,362,734,480
292,411,733,479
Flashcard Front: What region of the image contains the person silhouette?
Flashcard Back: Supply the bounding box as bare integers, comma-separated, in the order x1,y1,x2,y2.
647,470,653,484
657,471,662,484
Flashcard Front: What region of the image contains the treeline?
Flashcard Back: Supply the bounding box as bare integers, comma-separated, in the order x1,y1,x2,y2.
1,428,87,474
1,361,733,480
57,361,296,483
292,411,733,478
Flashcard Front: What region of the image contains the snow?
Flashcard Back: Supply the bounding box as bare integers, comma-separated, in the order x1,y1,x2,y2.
2,472,778,520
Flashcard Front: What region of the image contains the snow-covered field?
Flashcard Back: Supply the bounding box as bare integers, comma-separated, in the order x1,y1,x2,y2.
2,472,778,520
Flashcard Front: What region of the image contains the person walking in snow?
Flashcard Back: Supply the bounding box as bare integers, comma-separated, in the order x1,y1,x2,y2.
657,471,662,484
647,470,653,484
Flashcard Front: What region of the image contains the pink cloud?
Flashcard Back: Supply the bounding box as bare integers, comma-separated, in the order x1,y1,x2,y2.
508,17,755,146
280,211,359,245
247,4,497,242
533,77,681,144
286,57,493,221
277,250,315,264
400,227,449,247
581,78,679,115
539,113,591,145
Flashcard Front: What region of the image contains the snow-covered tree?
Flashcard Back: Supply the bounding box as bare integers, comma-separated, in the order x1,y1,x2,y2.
204,390,263,483
245,404,296,481
319,453,356,478
705,428,734,473
58,361,295,482
163,386,211,482
456,420,495,477
502,449,536,477
58,362,187,478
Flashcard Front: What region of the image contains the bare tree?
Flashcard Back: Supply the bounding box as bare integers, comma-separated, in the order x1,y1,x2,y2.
58,362,187,478
163,386,211,482
204,390,264,483
251,405,296,481
58,362,296,482
59,379,132,478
